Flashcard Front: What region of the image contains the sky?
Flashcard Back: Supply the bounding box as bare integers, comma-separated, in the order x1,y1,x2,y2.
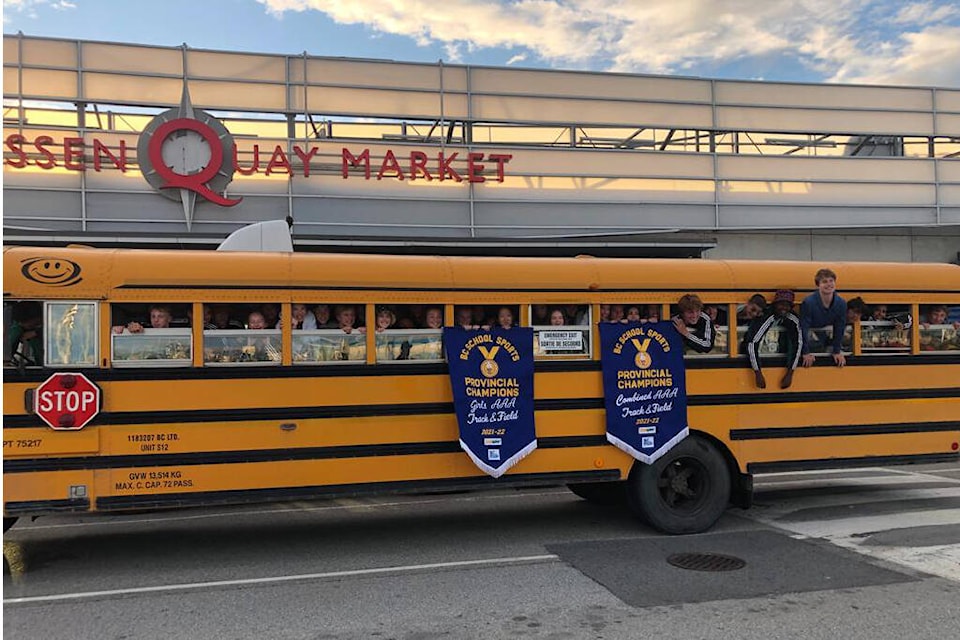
3,0,960,87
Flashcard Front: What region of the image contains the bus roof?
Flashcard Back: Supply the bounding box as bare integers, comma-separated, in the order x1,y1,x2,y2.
5,245,959,299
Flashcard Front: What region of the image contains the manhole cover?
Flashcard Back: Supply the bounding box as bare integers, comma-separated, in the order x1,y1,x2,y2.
666,552,746,572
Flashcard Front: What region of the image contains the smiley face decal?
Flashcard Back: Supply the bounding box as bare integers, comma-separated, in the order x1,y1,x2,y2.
21,257,83,287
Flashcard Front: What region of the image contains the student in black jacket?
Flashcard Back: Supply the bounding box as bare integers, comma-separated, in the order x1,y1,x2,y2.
672,294,715,354
745,289,803,389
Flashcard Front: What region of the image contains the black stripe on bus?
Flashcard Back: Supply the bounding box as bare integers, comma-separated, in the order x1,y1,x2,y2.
730,420,960,441
4,387,959,429
685,354,960,369
530,355,960,372
690,386,960,406
537,356,960,371
2,435,609,473
4,362,450,384
3,401,458,428
4,353,957,384
92,469,624,512
534,387,960,410
2,498,91,516
116,284,960,294
747,452,959,474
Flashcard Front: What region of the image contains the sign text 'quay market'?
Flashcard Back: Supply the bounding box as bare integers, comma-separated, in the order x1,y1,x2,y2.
5,106,514,213
4,135,514,182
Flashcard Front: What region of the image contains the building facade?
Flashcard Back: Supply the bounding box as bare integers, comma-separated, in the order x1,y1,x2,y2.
3,34,959,261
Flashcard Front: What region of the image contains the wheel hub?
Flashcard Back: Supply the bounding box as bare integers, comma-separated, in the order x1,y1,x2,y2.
670,474,689,494
659,459,702,507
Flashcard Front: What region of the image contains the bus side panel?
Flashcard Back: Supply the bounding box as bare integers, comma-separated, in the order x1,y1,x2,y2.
88,446,631,511
4,469,95,514
739,431,958,467
3,426,100,456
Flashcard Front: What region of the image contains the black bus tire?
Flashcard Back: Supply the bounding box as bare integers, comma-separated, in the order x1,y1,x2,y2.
567,481,627,506
626,434,731,535
3,517,17,533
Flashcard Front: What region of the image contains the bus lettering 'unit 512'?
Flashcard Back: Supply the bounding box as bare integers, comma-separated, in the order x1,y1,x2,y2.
4,244,959,534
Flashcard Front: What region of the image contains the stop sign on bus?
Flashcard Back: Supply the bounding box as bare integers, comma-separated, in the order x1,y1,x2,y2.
34,372,101,430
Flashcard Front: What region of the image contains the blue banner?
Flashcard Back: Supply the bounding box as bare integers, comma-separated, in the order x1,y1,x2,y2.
443,327,536,478
599,321,689,464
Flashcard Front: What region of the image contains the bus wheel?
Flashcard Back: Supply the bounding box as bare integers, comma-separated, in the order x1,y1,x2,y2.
3,517,17,533
567,481,626,506
626,435,730,535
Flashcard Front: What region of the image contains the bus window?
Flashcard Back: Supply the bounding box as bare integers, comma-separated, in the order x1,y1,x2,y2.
704,304,729,356
453,305,481,329
737,319,789,358
919,305,960,352
5,301,44,368
291,303,366,364
305,304,337,329
672,302,728,357
800,325,854,354
44,301,98,367
711,326,729,356
110,303,192,367
491,305,520,329
374,304,444,362
861,303,912,353
204,304,282,365
603,304,660,324
741,324,789,357
2,302,12,365
620,304,659,323
284,303,314,330
206,304,245,330
292,331,365,363
531,304,591,358
453,305,519,330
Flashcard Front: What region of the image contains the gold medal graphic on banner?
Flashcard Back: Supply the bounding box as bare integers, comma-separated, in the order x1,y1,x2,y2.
478,345,501,378
631,338,652,369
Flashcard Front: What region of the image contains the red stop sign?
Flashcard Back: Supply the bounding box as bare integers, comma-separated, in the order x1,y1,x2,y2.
34,372,101,431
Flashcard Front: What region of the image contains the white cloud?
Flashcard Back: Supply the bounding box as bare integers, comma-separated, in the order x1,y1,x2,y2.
893,1,958,26
832,25,960,86
3,0,38,22
506,53,527,65
443,41,463,63
255,0,960,87
3,0,76,22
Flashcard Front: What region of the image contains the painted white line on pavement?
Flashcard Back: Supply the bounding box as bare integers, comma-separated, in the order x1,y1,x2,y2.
843,542,960,583
4,554,560,605
770,508,960,540
883,467,960,482
757,467,898,478
754,474,955,489
758,486,960,515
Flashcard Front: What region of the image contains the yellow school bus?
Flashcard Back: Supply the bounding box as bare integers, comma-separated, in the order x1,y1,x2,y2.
4,245,959,534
